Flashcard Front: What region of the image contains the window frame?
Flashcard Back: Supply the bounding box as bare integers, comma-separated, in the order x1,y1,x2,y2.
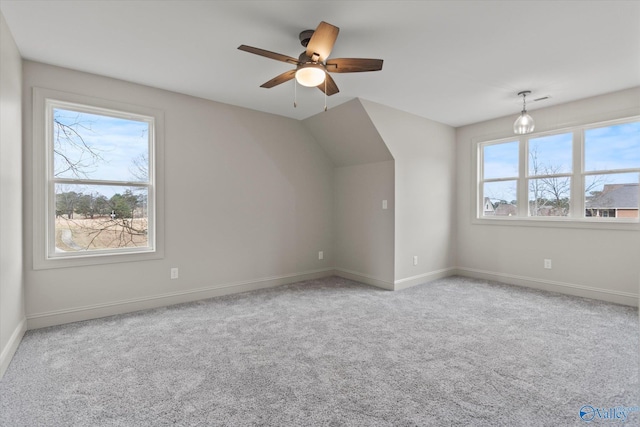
33,87,165,269
475,115,640,231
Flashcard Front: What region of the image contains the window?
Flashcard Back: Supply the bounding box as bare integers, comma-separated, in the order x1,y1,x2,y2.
33,88,164,268
584,122,640,219
478,117,640,226
528,132,572,217
481,140,518,216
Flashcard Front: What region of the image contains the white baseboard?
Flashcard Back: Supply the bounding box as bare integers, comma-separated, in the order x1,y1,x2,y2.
24,266,639,331
456,267,639,307
27,268,334,330
394,267,457,290
334,268,394,290
0,317,26,379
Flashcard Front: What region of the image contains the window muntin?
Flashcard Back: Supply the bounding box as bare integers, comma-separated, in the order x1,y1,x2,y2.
478,117,640,224
46,100,155,258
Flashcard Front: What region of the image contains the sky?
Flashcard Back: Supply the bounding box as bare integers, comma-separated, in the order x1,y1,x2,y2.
53,108,150,198
585,121,640,172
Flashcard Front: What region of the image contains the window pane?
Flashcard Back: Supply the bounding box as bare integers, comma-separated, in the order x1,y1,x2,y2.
483,141,519,179
55,183,149,252
528,133,572,176
585,173,639,219
53,108,150,181
528,178,571,216
483,181,517,216
584,122,640,172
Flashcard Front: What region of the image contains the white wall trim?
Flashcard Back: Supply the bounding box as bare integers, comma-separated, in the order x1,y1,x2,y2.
0,317,26,379
31,87,166,270
456,267,639,307
393,267,457,290
27,268,334,330
22,265,638,331
334,268,394,290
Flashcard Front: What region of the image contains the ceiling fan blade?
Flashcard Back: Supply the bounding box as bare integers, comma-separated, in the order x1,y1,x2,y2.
325,58,384,73
316,73,339,96
238,45,299,65
306,21,339,62
260,70,297,88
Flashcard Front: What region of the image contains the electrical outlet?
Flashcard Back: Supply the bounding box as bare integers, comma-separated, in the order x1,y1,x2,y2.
382,200,388,210
544,259,552,269
413,256,418,266
318,251,324,260
171,267,179,279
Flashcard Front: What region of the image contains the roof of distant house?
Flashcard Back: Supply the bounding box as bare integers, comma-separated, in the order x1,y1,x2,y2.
494,203,517,215
585,183,639,209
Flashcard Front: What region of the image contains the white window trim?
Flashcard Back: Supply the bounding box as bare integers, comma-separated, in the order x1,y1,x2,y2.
32,87,165,269
473,115,640,231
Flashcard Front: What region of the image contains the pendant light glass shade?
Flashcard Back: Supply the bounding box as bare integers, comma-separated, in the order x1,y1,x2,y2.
514,111,535,134
295,64,326,87
513,91,535,134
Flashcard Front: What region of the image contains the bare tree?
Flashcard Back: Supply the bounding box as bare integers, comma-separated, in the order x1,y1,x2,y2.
529,144,606,216
539,164,571,216
128,153,149,182
53,113,104,178
528,146,548,215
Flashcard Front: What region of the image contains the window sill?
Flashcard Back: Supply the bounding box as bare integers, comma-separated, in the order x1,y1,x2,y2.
34,248,163,270
472,216,640,231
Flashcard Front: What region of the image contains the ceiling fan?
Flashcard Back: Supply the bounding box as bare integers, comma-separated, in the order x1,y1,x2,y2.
238,21,383,97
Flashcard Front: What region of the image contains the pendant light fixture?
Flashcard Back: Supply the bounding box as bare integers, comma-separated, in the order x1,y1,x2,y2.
513,90,535,134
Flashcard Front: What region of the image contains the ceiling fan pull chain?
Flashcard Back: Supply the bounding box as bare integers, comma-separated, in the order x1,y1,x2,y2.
324,78,327,112
294,79,297,108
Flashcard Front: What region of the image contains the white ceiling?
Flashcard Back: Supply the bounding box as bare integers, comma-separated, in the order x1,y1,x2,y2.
1,1,639,127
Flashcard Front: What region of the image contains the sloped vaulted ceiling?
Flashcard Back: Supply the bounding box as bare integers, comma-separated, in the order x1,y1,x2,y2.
302,98,393,167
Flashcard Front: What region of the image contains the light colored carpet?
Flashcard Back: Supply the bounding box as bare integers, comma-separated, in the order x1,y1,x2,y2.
1,276,638,426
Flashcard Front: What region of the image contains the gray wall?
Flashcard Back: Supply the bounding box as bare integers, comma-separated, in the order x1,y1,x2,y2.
455,87,640,305
23,61,335,328
333,161,395,288
303,98,458,290
361,100,457,288
303,99,396,289
0,11,25,376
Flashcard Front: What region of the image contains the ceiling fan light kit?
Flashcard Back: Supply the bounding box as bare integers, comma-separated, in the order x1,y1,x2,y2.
238,21,383,110
513,90,535,134
295,63,326,87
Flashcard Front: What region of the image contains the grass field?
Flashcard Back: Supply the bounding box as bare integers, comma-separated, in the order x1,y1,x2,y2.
55,217,148,251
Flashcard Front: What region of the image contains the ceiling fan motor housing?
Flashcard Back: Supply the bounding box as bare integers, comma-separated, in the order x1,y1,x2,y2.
298,51,322,64
299,30,315,47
